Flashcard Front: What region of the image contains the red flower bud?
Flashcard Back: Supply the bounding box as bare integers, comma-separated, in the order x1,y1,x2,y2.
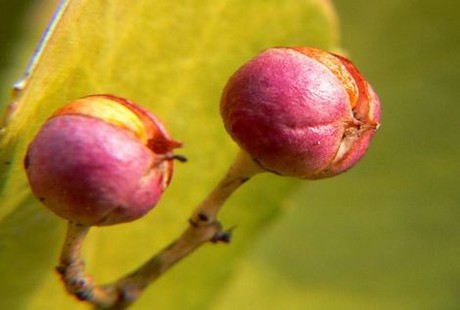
220,47,381,179
24,94,182,226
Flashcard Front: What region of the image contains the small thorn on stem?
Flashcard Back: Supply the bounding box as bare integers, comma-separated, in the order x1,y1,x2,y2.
164,153,188,162
55,265,65,275
188,212,213,227
197,212,209,222
212,226,236,243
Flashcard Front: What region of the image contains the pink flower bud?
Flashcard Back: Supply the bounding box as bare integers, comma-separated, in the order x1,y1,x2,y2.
24,94,182,226
221,47,381,179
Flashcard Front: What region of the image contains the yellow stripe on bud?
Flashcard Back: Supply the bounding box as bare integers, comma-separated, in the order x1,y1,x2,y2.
52,95,149,144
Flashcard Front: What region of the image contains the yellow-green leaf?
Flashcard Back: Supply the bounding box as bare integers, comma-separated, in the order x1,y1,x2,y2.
0,0,338,309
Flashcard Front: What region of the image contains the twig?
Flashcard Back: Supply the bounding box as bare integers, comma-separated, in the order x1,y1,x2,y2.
56,150,263,309
56,222,116,306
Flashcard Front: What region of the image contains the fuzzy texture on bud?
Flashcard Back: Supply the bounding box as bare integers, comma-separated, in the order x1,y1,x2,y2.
221,47,381,179
24,94,181,226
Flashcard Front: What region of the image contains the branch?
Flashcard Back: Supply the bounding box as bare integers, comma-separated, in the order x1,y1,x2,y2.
56,150,263,309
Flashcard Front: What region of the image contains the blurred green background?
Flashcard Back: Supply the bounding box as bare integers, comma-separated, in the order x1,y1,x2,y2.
1,0,459,309
215,0,460,308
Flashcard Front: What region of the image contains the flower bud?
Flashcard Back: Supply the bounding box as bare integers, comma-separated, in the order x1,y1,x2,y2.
221,47,381,179
24,94,182,226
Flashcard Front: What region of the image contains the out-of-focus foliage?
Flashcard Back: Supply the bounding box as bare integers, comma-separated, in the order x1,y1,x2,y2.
214,1,460,309
0,1,338,309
